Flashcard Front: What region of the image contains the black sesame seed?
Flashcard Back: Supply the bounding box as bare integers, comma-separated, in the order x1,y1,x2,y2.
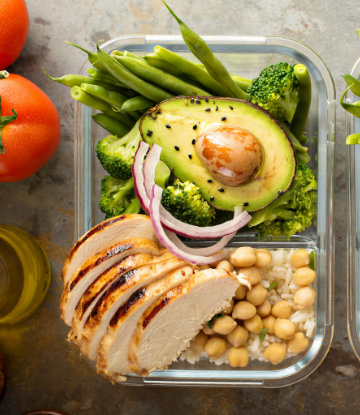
207,179,213,183
146,130,153,137
192,138,196,145
244,202,249,207
195,99,200,104
229,106,233,110
221,117,226,121
210,196,214,201
188,154,192,159
192,181,195,184
218,188,224,193
174,146,179,151
191,98,194,104
205,108,211,112
165,124,171,129
213,101,215,104
278,190,284,195
215,106,218,111
193,124,197,130
205,97,209,102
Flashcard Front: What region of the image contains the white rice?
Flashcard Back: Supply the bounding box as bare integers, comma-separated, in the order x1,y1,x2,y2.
180,248,316,366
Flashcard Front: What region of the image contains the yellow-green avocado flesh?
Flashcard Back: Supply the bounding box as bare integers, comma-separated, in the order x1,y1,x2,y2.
140,97,296,212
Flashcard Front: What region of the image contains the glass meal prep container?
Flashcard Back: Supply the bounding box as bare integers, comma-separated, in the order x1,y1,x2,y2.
74,35,335,387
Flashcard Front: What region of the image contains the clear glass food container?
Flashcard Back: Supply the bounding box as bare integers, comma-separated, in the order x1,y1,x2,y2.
346,58,360,359
74,35,335,387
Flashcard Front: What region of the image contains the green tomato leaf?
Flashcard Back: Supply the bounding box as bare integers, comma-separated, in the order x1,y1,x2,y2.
267,281,279,291
207,313,225,329
259,328,270,342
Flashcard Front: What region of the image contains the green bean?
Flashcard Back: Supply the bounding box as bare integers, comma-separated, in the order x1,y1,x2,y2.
80,83,127,109
96,42,172,102
123,50,144,60
143,54,186,78
125,110,143,120
290,64,312,141
342,74,360,96
65,41,107,72
88,67,127,88
122,96,156,112
91,113,130,137
163,1,247,100
297,152,311,164
154,46,230,97
70,87,135,129
231,75,252,93
340,85,360,118
116,55,211,96
346,133,360,145
282,123,309,164
111,50,124,58
299,134,309,144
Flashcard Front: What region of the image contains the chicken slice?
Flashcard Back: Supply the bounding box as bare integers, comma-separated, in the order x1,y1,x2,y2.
69,251,178,344
128,268,239,377
77,259,193,361
62,214,156,287
61,238,164,326
96,265,196,382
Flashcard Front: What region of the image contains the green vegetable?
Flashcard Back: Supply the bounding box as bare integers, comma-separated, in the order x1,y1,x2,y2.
248,62,299,123
249,161,317,236
80,83,127,109
341,74,360,96
0,96,17,154
282,124,310,164
161,179,216,227
96,42,172,102
99,176,141,219
346,133,360,145
163,1,247,100
96,120,142,180
87,67,127,88
65,41,108,72
259,327,270,341
309,251,315,270
155,161,171,189
290,64,312,141
143,53,186,78
267,281,279,291
340,85,360,118
207,313,224,329
91,113,130,137
121,96,156,112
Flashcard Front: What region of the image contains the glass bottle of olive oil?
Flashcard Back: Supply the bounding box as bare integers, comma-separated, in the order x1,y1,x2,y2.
0,225,50,324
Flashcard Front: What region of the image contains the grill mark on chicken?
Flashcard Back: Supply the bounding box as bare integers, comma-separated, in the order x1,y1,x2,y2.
67,216,126,261
68,243,134,292
110,288,146,327
143,295,171,329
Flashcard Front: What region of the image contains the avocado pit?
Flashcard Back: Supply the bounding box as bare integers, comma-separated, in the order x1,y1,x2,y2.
195,125,264,187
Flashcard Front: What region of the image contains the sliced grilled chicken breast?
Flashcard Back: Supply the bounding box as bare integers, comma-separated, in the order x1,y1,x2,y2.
61,238,164,326
96,265,196,382
128,269,239,377
62,215,156,287
77,259,192,361
70,251,176,343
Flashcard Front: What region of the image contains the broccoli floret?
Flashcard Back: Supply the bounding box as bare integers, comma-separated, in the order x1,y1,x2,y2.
212,209,234,226
161,179,215,227
99,176,142,219
96,127,142,180
248,62,299,123
248,161,317,236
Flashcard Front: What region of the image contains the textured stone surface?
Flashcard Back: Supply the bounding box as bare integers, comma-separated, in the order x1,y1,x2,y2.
0,0,357,413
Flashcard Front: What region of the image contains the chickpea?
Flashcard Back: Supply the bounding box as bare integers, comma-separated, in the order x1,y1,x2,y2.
246,283,267,306
213,315,237,335
294,267,316,286
227,325,249,347
190,332,209,352
205,336,228,360
262,315,276,334
254,249,272,267
243,314,263,333
198,264,211,270
216,260,234,273
271,300,292,319
239,266,262,285
290,249,310,268
234,284,247,300
263,343,287,365
232,301,256,320
294,286,315,310
203,324,215,335
222,299,234,315
228,346,249,368
274,318,295,340
256,299,271,317
229,247,256,268
287,332,309,354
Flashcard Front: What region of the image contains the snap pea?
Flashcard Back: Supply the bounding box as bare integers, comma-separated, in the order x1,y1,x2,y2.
70,86,135,129
65,41,107,72
163,1,247,100
91,113,130,137
290,64,312,141
122,96,156,112
80,83,127,109
96,42,172,102
346,133,360,145
143,53,186,78
340,85,360,118
116,55,211,96
154,46,230,97
88,67,127,88
341,74,360,97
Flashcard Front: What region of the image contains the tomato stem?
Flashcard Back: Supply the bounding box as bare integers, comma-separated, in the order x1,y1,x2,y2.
0,71,9,79
0,96,18,154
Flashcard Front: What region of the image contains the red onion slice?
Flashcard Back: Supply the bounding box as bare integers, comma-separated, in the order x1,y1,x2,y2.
150,184,230,265
144,143,161,198
132,141,150,214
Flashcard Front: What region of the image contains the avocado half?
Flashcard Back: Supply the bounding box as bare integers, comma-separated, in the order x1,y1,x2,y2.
140,97,296,212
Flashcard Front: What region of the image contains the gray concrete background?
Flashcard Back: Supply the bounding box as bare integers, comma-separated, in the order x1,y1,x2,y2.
0,0,355,413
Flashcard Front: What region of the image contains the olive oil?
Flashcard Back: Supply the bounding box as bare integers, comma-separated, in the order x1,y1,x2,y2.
0,225,50,324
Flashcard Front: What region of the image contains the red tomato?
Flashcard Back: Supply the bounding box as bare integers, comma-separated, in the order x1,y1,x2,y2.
0,73,61,182
0,0,29,70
